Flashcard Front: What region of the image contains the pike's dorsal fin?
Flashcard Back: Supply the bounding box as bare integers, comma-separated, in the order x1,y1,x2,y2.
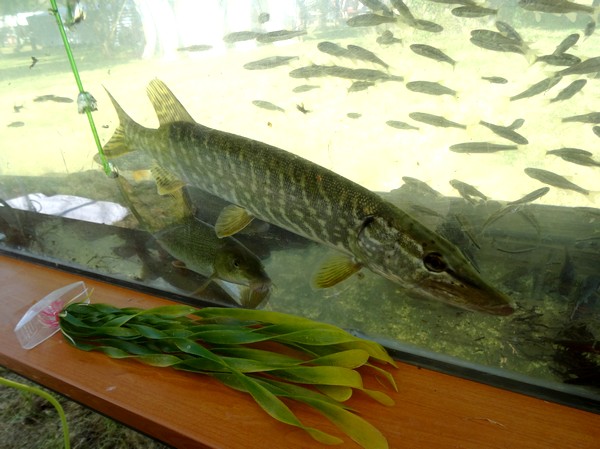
151,163,186,195
215,205,254,238
312,254,362,289
146,79,196,126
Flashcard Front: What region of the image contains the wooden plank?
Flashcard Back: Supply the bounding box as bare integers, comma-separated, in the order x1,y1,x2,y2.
0,254,598,449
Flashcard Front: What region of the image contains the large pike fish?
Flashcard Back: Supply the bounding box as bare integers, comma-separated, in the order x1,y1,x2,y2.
103,79,514,315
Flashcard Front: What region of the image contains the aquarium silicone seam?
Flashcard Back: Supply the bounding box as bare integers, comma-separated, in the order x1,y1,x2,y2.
48,0,112,177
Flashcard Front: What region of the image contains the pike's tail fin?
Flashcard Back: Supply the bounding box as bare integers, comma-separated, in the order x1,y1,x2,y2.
102,87,139,158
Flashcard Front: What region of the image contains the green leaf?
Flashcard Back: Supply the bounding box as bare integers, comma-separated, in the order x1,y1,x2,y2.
272,366,363,388
272,328,361,346
214,347,304,366
317,385,353,402
127,324,167,339
335,341,397,366
300,396,389,449
137,354,183,367
174,357,230,373
310,349,370,368
171,338,227,365
95,326,140,338
252,377,354,410
364,363,398,392
360,389,395,407
196,308,343,332
101,314,137,328
191,329,272,345
213,372,343,446
138,305,198,318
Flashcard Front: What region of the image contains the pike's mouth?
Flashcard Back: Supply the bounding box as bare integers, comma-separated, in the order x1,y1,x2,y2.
421,276,515,316
240,280,272,309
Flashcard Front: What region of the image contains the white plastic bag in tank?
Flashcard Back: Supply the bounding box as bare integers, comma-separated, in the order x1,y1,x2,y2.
5,193,128,225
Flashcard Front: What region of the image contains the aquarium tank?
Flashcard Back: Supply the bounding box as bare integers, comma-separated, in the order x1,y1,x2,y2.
0,0,598,412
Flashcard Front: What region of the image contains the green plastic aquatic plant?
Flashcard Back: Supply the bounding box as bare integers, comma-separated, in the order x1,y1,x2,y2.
0,376,70,449
48,0,112,177
59,303,397,449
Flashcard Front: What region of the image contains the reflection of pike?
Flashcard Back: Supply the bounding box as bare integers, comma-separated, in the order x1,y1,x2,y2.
103,79,514,315
115,171,272,308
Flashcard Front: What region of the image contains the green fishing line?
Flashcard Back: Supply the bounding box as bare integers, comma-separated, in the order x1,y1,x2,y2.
49,0,113,177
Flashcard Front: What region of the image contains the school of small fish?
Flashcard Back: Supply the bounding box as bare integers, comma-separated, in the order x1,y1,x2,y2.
228,0,599,207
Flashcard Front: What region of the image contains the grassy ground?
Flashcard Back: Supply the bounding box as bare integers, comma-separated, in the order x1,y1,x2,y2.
0,366,170,449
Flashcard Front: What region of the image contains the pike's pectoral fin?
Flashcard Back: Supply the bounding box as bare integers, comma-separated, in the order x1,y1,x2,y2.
215,205,254,238
151,163,186,195
146,79,196,126
312,254,362,289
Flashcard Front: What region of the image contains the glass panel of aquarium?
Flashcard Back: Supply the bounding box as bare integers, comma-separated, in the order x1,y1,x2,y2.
0,0,598,412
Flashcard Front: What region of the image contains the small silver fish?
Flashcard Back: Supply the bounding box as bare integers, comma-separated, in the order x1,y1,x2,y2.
495,21,523,43
406,81,456,96
292,84,320,93
482,76,508,84
252,100,285,112
410,19,444,33
243,56,298,70
451,5,497,17
258,12,270,24
553,56,600,77
347,13,396,27
256,30,306,43
518,0,596,15
347,44,389,69
348,81,375,92
549,79,586,102
562,112,600,124
359,0,394,16
553,33,580,55
584,21,596,39
386,120,419,130
376,30,402,45
223,31,260,43
482,187,549,231
317,41,350,58
535,53,581,66
479,120,528,144
546,148,600,167
450,142,518,153
177,44,212,52
510,76,562,101
402,176,442,197
507,186,550,206
410,44,456,66
449,179,488,203
524,167,590,196
409,112,465,129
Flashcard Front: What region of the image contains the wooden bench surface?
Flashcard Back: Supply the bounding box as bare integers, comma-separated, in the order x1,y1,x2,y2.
0,254,598,449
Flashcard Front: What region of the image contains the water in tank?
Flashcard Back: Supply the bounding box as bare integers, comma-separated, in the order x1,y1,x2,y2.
0,0,598,411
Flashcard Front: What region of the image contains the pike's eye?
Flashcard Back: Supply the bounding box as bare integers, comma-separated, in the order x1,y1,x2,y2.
423,252,447,273
232,259,241,269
